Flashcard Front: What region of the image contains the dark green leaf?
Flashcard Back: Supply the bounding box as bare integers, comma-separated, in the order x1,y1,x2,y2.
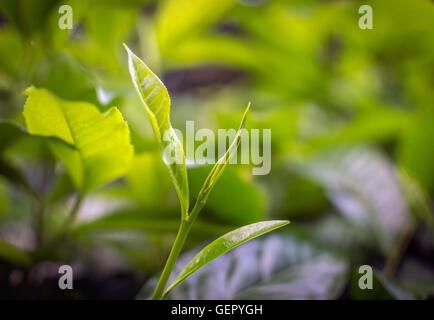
189,166,264,225
0,120,27,153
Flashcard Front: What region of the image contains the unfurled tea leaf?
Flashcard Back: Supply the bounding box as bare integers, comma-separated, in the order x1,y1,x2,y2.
124,44,189,218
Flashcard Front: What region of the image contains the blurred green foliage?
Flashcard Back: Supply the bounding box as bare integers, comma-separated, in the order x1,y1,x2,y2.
0,0,433,299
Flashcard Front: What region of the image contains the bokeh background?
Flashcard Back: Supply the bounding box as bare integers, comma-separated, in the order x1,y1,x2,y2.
0,0,433,299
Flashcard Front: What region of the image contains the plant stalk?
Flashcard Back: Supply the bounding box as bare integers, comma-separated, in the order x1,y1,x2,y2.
383,217,419,278
151,219,191,300
54,193,84,244
151,200,205,300
67,193,84,225
35,197,45,247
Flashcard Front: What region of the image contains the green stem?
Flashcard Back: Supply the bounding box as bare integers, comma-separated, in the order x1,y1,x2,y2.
151,201,204,300
34,193,84,261
35,196,45,248
67,193,84,225
55,193,83,243
151,219,191,300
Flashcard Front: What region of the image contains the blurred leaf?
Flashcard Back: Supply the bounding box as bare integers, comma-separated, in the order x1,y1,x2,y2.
0,158,35,195
306,214,373,259
310,108,413,150
67,2,137,73
0,120,27,152
48,172,76,203
72,211,231,238
396,167,433,225
85,4,136,51
23,86,133,193
125,44,189,218
163,220,288,297
0,121,35,194
293,146,410,254
0,28,23,80
139,233,348,300
398,111,434,193
0,180,7,215
0,0,61,37
127,152,172,210
351,268,414,300
395,258,434,299
189,166,264,225
283,177,330,219
33,53,102,106
156,0,234,53
0,237,32,267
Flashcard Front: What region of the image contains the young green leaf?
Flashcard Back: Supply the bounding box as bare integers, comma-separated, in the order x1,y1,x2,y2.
23,86,134,193
192,103,250,213
124,44,189,218
163,220,289,297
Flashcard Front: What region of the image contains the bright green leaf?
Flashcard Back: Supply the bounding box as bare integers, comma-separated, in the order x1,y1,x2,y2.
124,44,189,218
23,86,134,193
163,220,289,297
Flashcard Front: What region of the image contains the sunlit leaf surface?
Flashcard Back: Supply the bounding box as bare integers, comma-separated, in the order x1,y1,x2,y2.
125,45,189,217
23,87,133,193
